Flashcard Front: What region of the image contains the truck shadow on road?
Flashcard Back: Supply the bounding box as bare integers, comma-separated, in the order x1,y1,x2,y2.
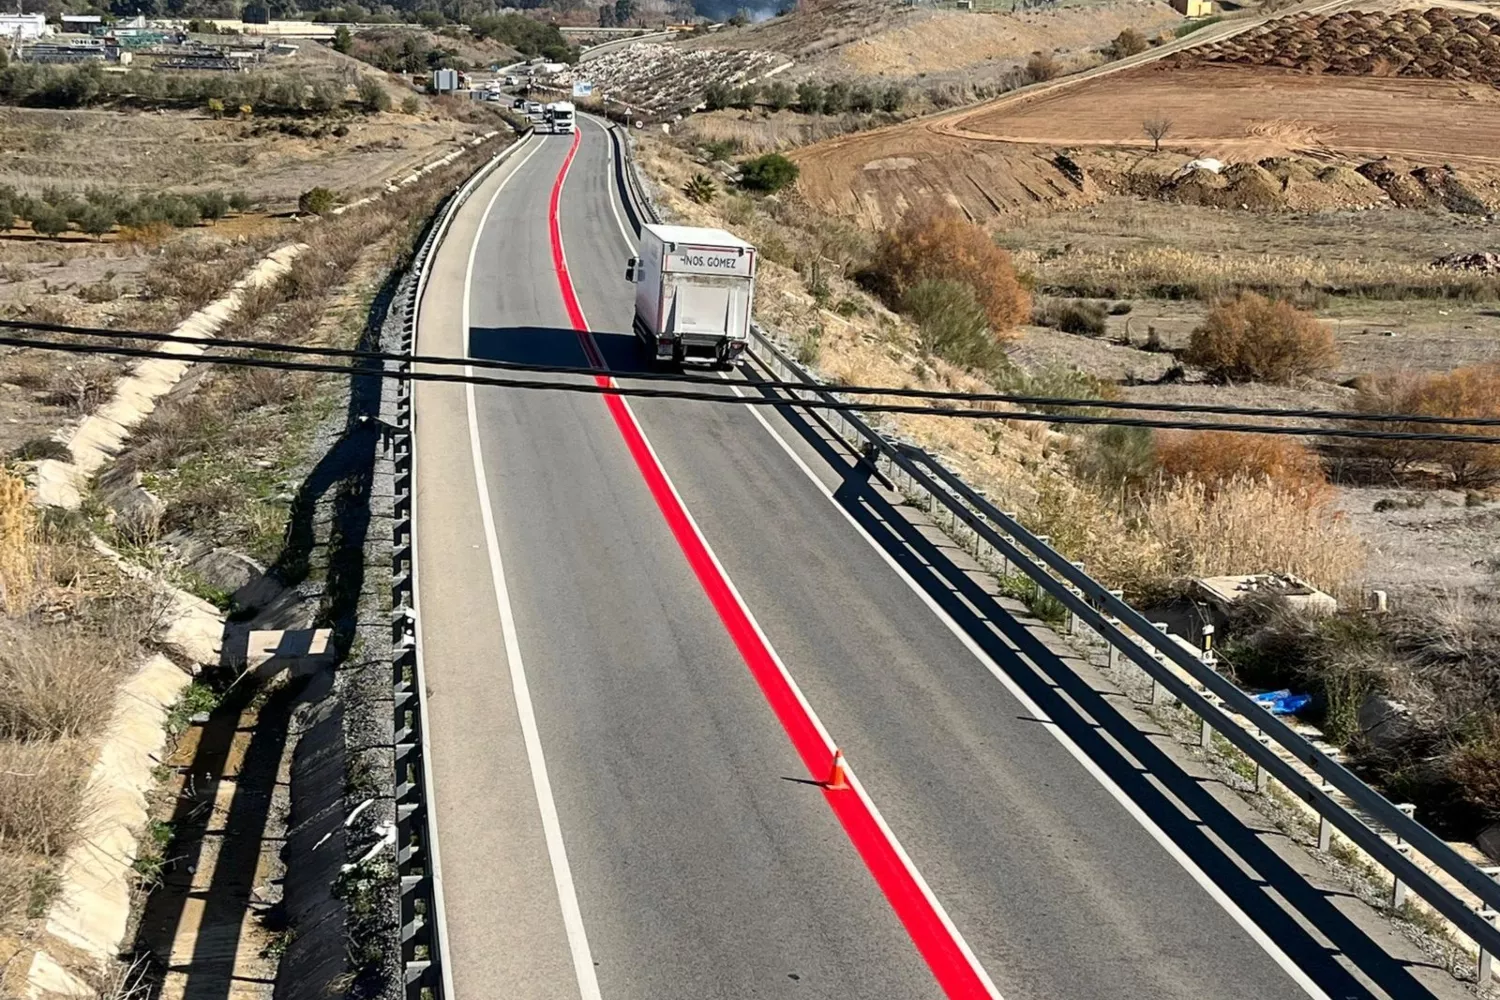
753,386,1455,1000
468,324,657,377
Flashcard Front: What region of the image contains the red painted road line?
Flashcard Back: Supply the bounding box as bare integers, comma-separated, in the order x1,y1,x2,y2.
543,127,994,1000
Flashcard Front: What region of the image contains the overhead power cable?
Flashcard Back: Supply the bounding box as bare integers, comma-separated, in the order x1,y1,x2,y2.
2,317,1498,431
4,331,1499,446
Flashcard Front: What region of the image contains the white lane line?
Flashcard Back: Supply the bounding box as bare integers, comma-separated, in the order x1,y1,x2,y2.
722,376,1331,1000
459,135,604,1000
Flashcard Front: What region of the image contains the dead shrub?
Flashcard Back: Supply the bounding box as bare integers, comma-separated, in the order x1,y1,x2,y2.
0,740,86,855
1026,50,1060,82
1353,366,1500,485
1450,727,1500,823
1183,292,1338,382
0,351,56,390
0,621,134,741
1155,430,1329,497
236,366,296,409
870,207,1031,341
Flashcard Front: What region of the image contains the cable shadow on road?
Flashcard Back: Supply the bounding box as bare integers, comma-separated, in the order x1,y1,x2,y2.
755,393,1452,1000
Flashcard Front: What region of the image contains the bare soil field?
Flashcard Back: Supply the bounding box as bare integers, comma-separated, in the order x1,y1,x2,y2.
791,5,1500,224
947,65,1500,163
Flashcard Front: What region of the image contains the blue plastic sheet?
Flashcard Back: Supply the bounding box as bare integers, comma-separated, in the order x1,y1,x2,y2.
1252,689,1312,716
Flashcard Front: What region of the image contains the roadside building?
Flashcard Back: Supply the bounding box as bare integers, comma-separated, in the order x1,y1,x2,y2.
1170,0,1213,16
0,13,48,41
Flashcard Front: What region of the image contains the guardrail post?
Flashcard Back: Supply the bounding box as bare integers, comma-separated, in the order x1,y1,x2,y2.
1481,909,1499,988
1254,732,1272,792
1200,692,1219,748
1317,784,1336,851
1149,623,1172,705
1000,515,1020,575
1391,803,1417,909
1200,624,1215,665
1067,562,1086,637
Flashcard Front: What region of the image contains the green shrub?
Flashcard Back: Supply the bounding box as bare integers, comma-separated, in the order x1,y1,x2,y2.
700,138,740,161
902,279,1006,373
358,76,391,112
1035,299,1107,336
796,80,823,113
0,201,13,232
764,80,793,111
1071,424,1157,491
849,85,875,113
738,152,799,192
400,95,420,114
78,205,115,239
703,81,731,110
28,206,67,238
194,190,229,223
1108,301,1133,315
821,80,850,113
684,173,717,204
227,190,252,212
732,82,759,110
879,84,906,113
298,187,337,216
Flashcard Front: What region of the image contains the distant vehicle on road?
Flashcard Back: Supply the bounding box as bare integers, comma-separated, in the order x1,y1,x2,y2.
544,101,576,134
524,101,544,121
625,224,756,368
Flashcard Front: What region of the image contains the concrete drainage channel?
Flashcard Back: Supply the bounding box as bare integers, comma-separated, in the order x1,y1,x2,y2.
606,120,1500,982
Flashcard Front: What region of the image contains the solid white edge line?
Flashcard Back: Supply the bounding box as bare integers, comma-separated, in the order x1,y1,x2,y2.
453,135,604,1000
566,123,1001,999
720,375,1332,1000
411,133,536,1000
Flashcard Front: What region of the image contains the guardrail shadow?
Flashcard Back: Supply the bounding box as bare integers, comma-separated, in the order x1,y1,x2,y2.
752,385,1451,1000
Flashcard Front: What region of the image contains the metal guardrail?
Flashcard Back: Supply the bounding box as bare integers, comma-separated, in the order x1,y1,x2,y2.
387,129,534,1000
602,120,1500,966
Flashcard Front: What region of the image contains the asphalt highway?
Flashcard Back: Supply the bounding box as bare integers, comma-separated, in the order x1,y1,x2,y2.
410,120,1461,1000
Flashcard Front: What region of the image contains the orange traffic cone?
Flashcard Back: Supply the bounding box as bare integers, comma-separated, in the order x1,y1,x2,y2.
827,748,849,790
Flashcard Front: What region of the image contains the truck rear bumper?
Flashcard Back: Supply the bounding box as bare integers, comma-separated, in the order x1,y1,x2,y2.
635,320,747,367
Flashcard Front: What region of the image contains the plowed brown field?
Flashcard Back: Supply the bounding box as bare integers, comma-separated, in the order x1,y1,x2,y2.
794,64,1500,225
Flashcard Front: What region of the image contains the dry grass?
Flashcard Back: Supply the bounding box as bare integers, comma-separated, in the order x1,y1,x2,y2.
1029,471,1363,599
0,475,35,617
0,470,162,943
0,623,137,741
0,740,86,856
1013,244,1500,302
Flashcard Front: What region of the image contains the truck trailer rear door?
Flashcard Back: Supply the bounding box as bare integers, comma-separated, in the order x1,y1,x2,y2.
670,282,732,335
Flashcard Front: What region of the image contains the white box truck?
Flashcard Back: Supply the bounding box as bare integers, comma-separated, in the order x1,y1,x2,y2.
544,101,576,134
625,224,756,368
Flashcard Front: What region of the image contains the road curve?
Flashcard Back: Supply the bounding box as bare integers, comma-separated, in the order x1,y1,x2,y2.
410,120,1465,1000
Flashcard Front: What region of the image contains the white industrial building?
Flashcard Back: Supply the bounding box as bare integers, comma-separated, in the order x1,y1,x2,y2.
0,13,49,41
